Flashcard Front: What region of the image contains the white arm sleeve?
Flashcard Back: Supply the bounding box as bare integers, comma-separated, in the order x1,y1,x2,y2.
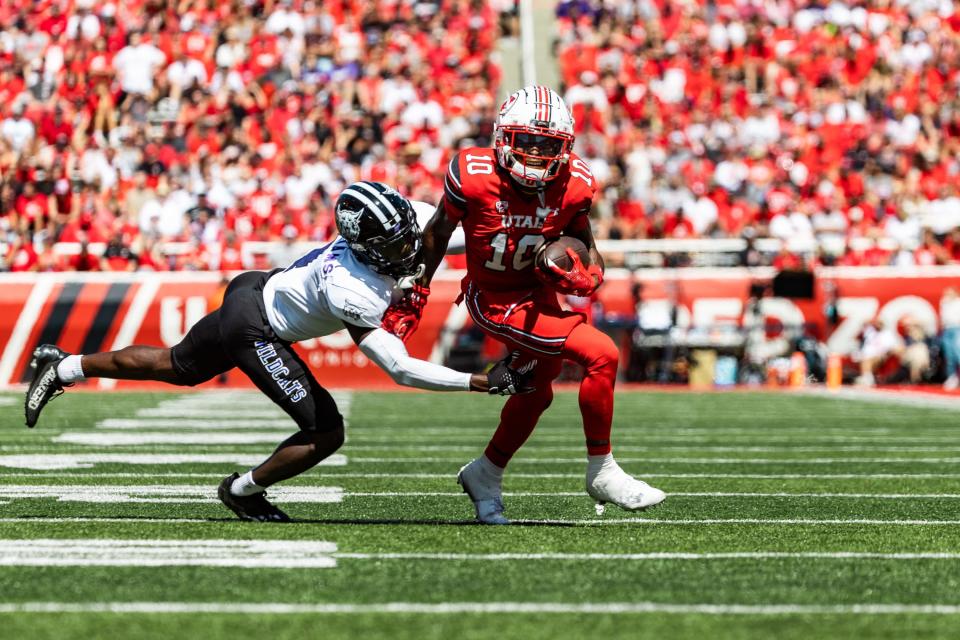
358,327,472,392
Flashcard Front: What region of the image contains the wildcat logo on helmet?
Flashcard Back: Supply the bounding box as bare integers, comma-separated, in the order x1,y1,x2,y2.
337,208,362,241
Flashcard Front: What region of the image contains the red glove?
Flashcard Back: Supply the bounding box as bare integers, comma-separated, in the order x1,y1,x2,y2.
544,248,603,296
381,284,430,342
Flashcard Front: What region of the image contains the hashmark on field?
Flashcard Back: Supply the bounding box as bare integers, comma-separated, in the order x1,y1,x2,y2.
0,453,348,470
0,484,343,503
0,539,337,568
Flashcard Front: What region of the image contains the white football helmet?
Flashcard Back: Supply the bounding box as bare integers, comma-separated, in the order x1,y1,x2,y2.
494,86,575,189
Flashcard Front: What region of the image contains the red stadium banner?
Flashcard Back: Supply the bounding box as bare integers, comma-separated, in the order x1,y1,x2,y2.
1,267,958,390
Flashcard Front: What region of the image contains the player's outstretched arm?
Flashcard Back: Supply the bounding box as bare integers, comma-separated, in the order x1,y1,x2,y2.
346,324,534,395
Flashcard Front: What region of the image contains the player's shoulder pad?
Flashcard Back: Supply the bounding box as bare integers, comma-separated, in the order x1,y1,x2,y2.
566,151,598,193
565,151,598,209
443,151,468,210
325,268,391,329
452,147,497,189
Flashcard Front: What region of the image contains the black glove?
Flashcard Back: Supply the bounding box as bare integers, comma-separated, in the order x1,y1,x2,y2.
487,351,537,396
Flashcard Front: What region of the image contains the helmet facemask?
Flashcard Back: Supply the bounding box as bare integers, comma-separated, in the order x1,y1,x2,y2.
495,126,574,189
352,220,423,280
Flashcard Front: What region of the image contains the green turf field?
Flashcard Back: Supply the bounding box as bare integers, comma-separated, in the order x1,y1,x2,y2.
1,388,959,639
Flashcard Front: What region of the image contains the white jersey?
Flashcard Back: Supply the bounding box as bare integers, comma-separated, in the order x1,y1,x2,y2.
262,198,460,343
262,237,400,343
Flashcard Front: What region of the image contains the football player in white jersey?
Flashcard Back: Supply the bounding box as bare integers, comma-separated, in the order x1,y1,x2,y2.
24,181,535,522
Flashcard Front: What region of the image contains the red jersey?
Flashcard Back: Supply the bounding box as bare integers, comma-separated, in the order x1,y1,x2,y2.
443,148,596,292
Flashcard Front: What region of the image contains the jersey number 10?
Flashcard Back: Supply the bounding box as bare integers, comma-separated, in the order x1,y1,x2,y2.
484,233,543,272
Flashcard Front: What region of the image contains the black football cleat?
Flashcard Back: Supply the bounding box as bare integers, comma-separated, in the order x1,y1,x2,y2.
217,473,291,522
24,344,71,428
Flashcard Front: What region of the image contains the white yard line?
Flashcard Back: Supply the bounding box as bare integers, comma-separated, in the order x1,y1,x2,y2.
96,419,294,429
0,453,957,470
134,409,289,419
358,426,915,436
350,456,960,465
7,472,960,480
0,453,347,470
60,433,960,453
0,484,956,501
331,551,960,561
1,517,959,526
1,545,958,569
342,491,960,499
153,390,353,407
0,539,337,568
56,432,300,446
1,602,959,615
352,433,960,442
0,485,343,503
537,518,960,526
336,445,960,453
801,387,960,412
100,391,352,427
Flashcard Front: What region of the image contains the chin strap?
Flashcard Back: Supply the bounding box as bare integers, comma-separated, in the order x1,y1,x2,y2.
395,263,426,289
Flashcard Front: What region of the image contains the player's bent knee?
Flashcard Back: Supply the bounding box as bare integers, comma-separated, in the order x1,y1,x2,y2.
525,386,554,412
303,425,345,459
304,408,345,437
169,365,209,387
324,424,345,450
594,340,619,370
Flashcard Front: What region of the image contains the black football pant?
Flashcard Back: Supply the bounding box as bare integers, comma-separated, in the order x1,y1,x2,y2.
170,270,343,433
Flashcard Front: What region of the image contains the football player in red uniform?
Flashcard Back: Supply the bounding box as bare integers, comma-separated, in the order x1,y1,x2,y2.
384,86,666,523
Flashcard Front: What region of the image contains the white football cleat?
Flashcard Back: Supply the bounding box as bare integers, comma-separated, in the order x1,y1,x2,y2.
457,457,510,525
586,455,666,513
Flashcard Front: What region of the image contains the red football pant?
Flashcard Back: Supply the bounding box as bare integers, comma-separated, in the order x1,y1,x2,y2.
483,323,617,468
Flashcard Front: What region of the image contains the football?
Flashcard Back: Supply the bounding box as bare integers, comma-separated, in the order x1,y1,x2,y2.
535,236,590,283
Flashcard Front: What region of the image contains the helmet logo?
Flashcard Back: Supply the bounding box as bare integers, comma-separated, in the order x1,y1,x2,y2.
337,208,362,241
499,93,518,116
379,184,402,200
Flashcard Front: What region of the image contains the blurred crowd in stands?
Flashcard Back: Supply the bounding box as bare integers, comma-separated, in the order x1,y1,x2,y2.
556,0,960,267
0,0,505,271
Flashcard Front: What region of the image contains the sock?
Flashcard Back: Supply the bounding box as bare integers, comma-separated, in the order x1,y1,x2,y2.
478,455,504,478
587,453,616,479
56,355,85,384
230,470,265,496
